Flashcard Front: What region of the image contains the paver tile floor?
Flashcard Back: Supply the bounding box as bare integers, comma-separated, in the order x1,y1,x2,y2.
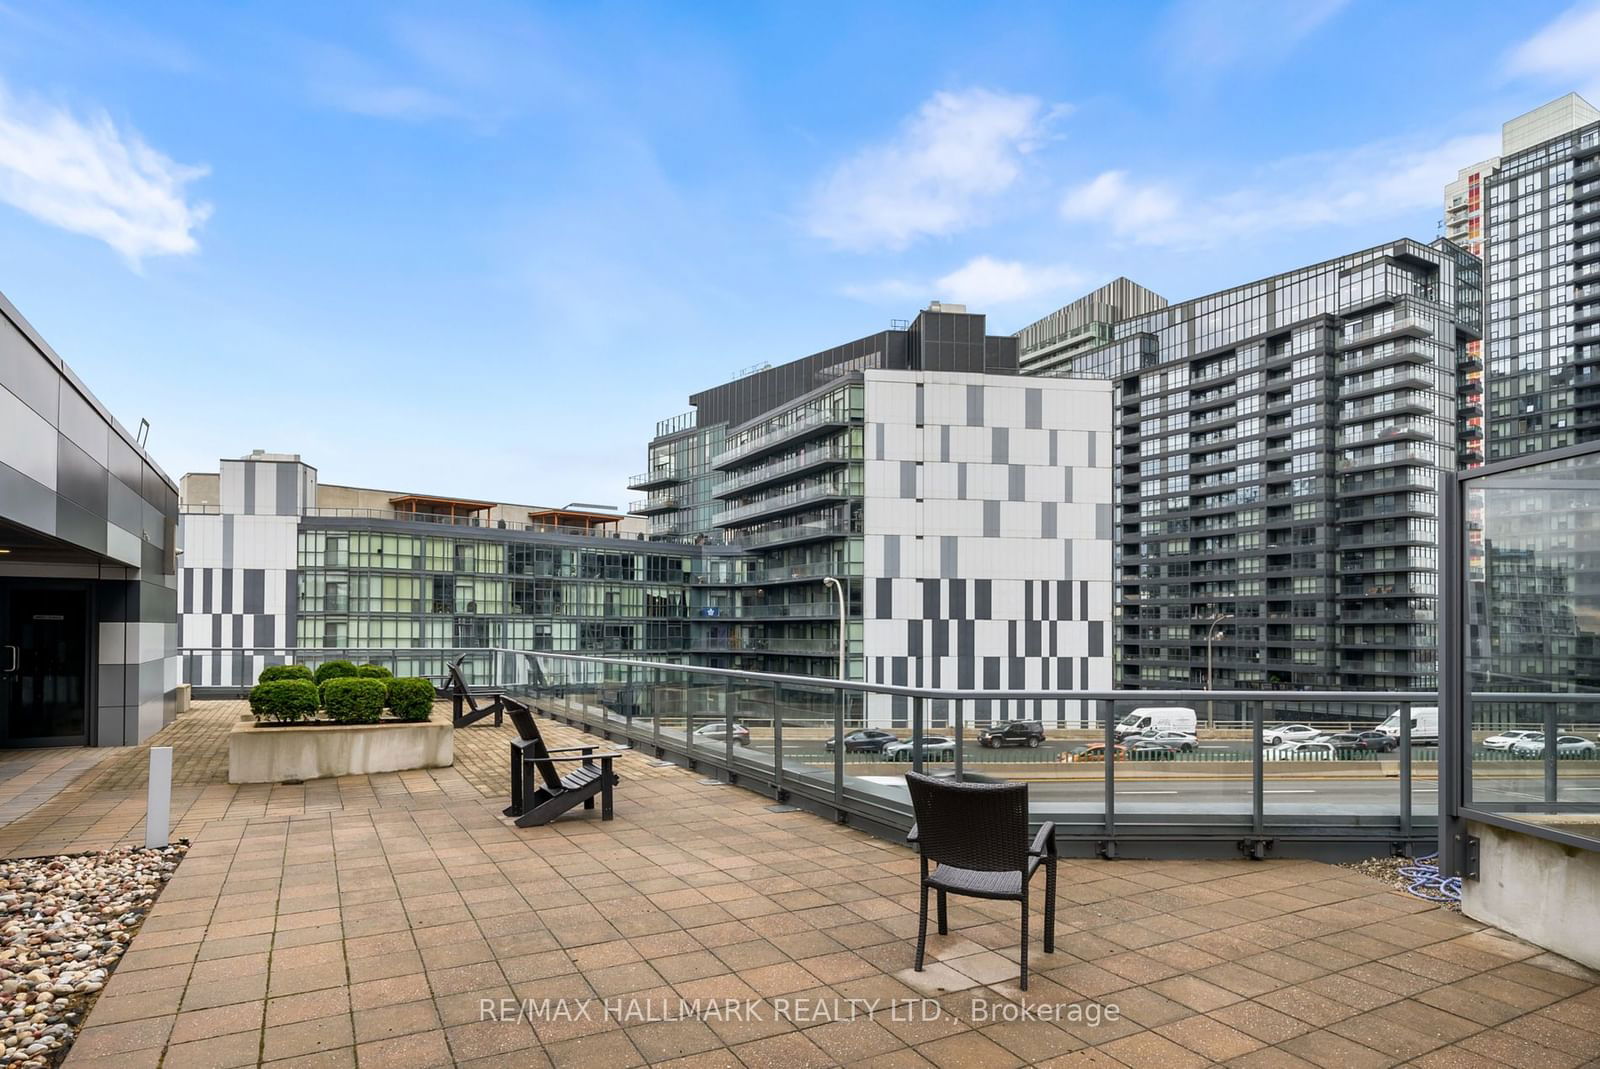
8,702,1595,1068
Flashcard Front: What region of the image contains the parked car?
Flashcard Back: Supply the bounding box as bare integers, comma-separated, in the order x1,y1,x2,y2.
1509,734,1599,759
1261,724,1323,746
1114,707,1198,741
693,722,751,746
1126,739,1179,760
1325,731,1397,753
1263,741,1337,761
1129,729,1197,753
825,729,899,753
1483,729,1543,751
884,736,956,762
978,721,1046,748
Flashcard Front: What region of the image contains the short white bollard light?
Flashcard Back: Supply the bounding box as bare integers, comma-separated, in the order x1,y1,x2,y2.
146,746,173,848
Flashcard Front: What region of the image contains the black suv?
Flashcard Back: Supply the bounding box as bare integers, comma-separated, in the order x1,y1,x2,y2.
978,721,1046,748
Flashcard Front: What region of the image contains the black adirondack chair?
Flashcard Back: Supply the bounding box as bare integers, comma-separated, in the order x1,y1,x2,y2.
905,771,1057,990
446,656,509,728
504,705,619,827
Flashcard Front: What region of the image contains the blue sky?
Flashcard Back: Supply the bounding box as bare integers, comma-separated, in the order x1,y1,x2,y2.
1,1,1597,506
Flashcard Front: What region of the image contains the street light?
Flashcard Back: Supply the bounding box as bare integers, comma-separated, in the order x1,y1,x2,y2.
1205,612,1234,730
821,576,847,683
822,576,848,808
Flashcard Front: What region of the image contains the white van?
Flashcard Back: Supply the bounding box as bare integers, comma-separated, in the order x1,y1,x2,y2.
1377,706,1438,745
1114,707,1198,741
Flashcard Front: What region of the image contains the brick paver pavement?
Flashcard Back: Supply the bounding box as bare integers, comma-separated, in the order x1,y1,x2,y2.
9,702,1597,1068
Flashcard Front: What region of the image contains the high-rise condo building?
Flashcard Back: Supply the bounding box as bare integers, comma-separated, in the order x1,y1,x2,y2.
1448,93,1600,461
1017,239,1481,693
633,303,1114,724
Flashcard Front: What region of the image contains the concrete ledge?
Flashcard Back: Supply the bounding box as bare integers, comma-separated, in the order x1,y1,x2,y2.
1463,818,1600,970
228,719,453,784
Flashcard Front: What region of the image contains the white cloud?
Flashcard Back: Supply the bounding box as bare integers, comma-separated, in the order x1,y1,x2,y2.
806,88,1055,251
1059,131,1498,248
0,82,210,264
844,255,1086,308
1156,0,1349,83
1060,171,1180,238
1506,2,1600,95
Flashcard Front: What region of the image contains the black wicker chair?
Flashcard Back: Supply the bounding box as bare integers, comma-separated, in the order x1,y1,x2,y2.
905,771,1056,990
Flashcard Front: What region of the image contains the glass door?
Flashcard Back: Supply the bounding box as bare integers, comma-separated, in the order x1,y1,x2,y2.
0,585,90,746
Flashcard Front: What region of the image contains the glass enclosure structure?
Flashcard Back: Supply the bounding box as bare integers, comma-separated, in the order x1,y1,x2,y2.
1448,441,1600,854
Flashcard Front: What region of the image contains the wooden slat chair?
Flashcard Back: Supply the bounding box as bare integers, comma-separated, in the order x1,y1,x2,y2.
446,656,509,728
905,771,1057,990
503,705,619,827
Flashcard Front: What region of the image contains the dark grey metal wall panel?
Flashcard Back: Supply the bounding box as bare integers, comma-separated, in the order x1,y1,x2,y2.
55,436,107,519
0,461,56,534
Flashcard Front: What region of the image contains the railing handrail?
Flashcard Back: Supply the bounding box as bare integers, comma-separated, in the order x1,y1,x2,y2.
175,645,1600,703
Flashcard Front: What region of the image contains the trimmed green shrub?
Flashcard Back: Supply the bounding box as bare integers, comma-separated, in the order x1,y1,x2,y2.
314,659,359,685
386,677,435,721
258,664,314,685
322,677,387,724
356,664,393,679
248,680,319,723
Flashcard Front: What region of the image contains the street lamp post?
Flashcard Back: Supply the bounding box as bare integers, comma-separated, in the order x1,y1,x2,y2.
821,577,846,684
822,576,847,818
1206,612,1234,730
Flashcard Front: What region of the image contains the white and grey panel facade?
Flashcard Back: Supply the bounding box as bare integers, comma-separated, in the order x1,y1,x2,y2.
0,290,180,746
862,370,1114,725
178,456,310,687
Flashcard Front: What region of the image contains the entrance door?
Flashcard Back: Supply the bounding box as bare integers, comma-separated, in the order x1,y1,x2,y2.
0,586,90,746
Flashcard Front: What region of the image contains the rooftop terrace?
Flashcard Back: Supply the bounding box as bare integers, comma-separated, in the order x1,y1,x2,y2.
0,702,1588,1068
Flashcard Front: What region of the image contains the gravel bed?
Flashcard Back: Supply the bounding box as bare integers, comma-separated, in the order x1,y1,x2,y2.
1342,854,1461,911
0,843,188,1067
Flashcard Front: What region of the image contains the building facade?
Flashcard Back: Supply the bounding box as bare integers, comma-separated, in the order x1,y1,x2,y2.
1018,239,1481,693
1449,93,1600,462
179,454,687,688
1015,279,1168,378
631,304,1115,724
0,290,179,746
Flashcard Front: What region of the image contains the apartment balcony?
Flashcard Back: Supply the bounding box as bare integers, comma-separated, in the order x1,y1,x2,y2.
1574,262,1600,285
1338,526,1435,548
1574,242,1600,267
716,601,838,620
735,559,860,585
1337,552,1435,574
1336,344,1436,377
1339,393,1431,421
627,467,683,491
1337,316,1430,351
712,444,852,498
1188,407,1241,432
1338,423,1430,450
1457,354,1483,373
1340,370,1436,400
1335,446,1437,473
711,410,855,470
1339,606,1434,623
1572,302,1600,329
1575,159,1600,182
1575,178,1600,203
713,483,853,528
628,494,681,516
1574,199,1600,223
1339,471,1438,497
734,513,852,549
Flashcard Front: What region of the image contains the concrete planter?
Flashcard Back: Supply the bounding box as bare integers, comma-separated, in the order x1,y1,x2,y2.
1463,818,1600,970
228,718,453,784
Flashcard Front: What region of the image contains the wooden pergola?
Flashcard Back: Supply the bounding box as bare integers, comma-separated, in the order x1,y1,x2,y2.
389,494,496,521
528,508,622,533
